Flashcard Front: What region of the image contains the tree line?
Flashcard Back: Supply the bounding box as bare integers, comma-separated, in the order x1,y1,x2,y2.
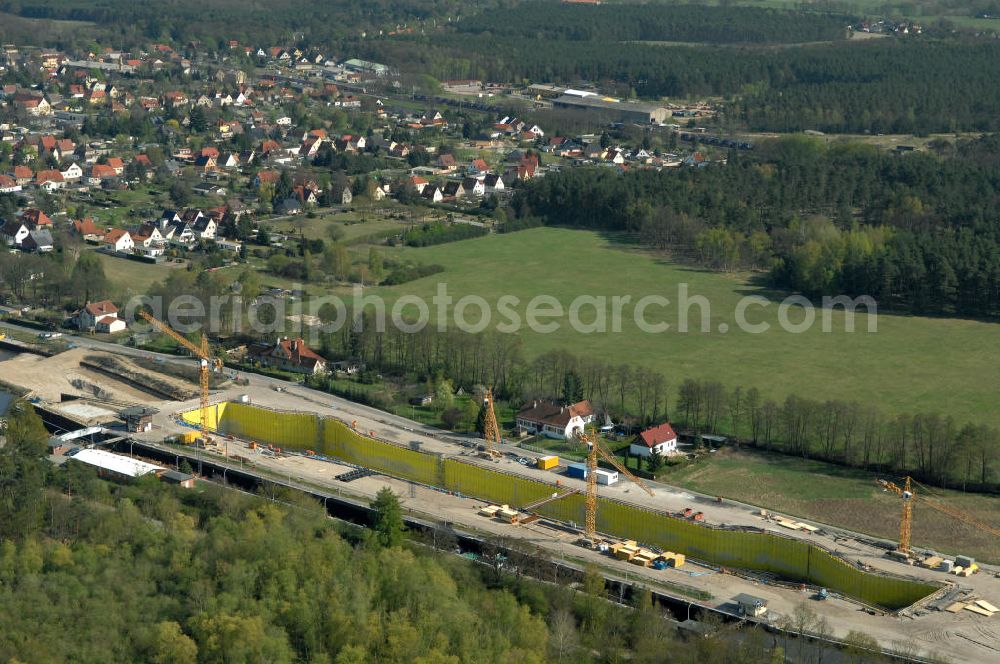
316,319,1000,493
0,403,813,663
460,4,852,45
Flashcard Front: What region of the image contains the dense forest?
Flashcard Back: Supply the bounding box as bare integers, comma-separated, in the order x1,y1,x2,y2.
512,134,1000,317
365,35,1000,133
459,3,852,44
0,0,483,49
0,404,807,663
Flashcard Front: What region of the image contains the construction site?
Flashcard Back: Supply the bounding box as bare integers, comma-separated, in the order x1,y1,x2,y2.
3,323,1000,663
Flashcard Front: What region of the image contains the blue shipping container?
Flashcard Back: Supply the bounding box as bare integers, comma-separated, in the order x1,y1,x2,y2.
566,462,587,479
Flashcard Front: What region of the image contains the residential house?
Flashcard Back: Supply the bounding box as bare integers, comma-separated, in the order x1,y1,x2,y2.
192,217,217,240
61,162,83,182
421,185,443,203
22,228,53,252
21,209,52,227
421,109,445,126
130,224,165,257
462,177,485,197
484,173,505,192
217,152,239,169
12,165,33,186
630,422,679,458
277,197,303,215
408,175,429,194
13,93,52,116
255,170,279,189
441,180,465,200
515,400,595,440
89,163,117,185
103,228,134,253
437,153,457,172
106,157,125,175
165,221,196,246
1,219,30,247
75,300,127,333
194,154,218,174
248,337,327,374
468,158,490,175
34,169,65,191
72,217,102,242
328,182,352,205
0,174,21,193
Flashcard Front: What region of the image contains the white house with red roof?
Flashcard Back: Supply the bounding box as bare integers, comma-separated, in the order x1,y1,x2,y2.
630,422,678,458
103,228,133,253
75,300,127,333
516,399,595,440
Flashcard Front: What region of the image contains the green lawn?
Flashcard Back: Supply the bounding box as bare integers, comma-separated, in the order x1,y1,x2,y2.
664,447,1000,563
267,210,413,245
373,227,1000,428
96,251,190,295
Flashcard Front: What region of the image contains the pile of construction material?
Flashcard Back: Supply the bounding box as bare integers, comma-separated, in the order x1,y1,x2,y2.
608,540,685,569
944,598,999,617
919,554,980,576
478,504,521,524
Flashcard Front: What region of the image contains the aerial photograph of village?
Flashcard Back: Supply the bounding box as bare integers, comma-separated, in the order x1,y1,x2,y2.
1,1,1000,662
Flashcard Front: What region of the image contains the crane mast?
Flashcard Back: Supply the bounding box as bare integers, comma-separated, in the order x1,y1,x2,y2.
480,388,502,459
576,431,655,543
877,475,1000,557
138,310,222,443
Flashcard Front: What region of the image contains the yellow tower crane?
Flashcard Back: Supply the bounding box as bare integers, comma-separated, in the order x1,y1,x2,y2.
576,431,655,542
480,387,502,459
139,310,223,443
877,475,1000,557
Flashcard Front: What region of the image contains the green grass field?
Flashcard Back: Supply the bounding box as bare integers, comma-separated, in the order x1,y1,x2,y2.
373,227,1000,428
663,447,1000,562
96,251,190,295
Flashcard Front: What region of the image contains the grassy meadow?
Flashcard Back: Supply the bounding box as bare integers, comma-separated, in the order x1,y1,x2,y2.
664,447,1000,563
374,227,1000,428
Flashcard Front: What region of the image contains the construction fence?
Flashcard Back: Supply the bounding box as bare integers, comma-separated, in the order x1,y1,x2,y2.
182,402,938,610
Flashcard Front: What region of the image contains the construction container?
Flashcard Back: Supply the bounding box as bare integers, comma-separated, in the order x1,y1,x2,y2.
939,559,954,573
693,512,705,522
670,553,686,568
536,455,559,471
179,431,199,445
632,551,657,567
594,469,619,485
565,462,588,480
956,555,975,569
479,505,501,518
496,506,519,524
611,540,639,561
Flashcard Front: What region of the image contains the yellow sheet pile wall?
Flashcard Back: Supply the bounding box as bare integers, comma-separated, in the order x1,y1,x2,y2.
186,402,938,610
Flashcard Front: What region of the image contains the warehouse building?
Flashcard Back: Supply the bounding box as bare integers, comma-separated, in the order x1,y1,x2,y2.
552,95,670,124
67,448,164,482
